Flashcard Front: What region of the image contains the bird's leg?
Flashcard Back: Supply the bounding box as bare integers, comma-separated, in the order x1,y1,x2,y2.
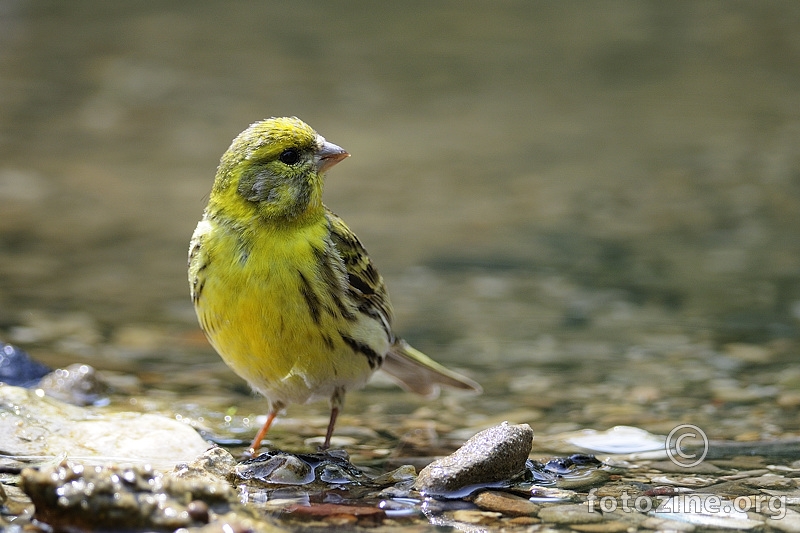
321,387,346,450
247,403,283,457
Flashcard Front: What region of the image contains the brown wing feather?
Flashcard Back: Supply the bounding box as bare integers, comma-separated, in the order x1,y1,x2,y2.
325,208,481,398
326,209,394,338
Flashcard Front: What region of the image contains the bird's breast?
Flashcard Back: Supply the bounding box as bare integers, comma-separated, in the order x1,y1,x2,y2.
189,216,382,404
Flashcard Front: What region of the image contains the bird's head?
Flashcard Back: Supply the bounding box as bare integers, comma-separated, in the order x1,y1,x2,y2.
209,117,348,221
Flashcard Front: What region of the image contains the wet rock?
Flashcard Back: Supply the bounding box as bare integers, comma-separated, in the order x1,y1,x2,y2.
761,487,800,506
8,311,101,352
20,460,236,531
0,384,209,469
777,392,800,408
506,516,541,527
414,422,533,497
592,481,650,500
769,509,800,533
537,502,603,524
196,512,286,533
472,490,540,516
599,507,653,528
651,495,764,530
559,471,613,491
699,479,767,498
0,342,50,387
723,343,773,364
37,363,112,406
233,448,416,511
640,516,697,531
286,502,386,526
0,483,34,518
527,454,603,487
649,475,718,488
173,446,238,484
528,485,582,502
235,450,369,486
710,378,778,403
648,460,722,474
743,474,796,490
570,521,632,532
710,457,767,469
238,453,314,485
451,509,502,524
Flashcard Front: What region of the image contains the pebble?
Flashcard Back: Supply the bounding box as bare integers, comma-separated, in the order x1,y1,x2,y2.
649,475,719,487
769,509,800,533
173,447,238,484
723,343,773,363
537,503,604,524
235,450,368,486
506,516,541,526
37,363,112,406
710,457,767,469
570,520,631,532
451,509,503,524
648,461,722,474
743,475,796,490
710,379,778,403
592,482,648,499
777,392,800,408
472,490,541,516
651,495,764,530
285,502,386,526
641,516,696,531
237,453,314,484
413,422,533,497
0,342,50,387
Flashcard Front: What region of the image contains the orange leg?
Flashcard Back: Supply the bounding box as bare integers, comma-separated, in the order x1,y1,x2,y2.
247,409,279,457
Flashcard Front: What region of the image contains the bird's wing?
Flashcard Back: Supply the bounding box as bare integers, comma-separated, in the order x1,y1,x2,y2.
325,209,394,338
325,209,481,399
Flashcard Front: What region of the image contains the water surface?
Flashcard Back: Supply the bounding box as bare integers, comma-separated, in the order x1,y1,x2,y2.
1,0,798,465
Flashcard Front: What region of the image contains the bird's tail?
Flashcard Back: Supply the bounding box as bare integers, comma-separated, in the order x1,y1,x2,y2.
381,339,482,399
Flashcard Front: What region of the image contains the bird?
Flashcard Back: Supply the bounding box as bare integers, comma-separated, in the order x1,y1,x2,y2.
189,116,481,455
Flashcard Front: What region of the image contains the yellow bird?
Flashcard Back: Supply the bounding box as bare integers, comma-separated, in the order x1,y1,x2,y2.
189,117,480,454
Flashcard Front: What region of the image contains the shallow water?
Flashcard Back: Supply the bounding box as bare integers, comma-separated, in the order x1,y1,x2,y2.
1,1,800,530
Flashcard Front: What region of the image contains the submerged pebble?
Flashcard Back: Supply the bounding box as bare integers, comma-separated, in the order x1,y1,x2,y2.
235,450,369,487
173,446,239,484
0,342,50,387
37,362,112,406
472,490,541,516
537,502,604,524
650,494,764,530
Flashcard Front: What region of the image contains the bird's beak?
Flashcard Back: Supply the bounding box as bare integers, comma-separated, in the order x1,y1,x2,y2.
315,137,349,173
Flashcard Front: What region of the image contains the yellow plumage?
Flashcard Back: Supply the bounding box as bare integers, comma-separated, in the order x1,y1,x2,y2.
189,117,480,453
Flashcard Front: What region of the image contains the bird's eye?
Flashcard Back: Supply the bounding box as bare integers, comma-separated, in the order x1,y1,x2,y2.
279,148,300,165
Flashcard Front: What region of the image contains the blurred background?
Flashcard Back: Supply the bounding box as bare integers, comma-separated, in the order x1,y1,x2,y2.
1,1,798,441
